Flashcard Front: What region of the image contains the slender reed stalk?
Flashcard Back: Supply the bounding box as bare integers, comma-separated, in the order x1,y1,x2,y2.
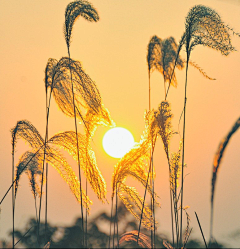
137,139,156,244
38,92,52,244
180,52,189,245
12,149,15,248
195,212,208,248
64,2,99,245
68,48,85,245
175,5,235,245
109,197,114,249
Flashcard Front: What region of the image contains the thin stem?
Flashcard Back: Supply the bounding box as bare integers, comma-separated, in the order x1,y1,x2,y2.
85,179,88,248
195,212,208,249
116,189,119,248
137,139,156,244
148,70,151,110
180,52,190,246
113,195,116,249
12,152,15,249
45,92,49,242
109,197,114,249
151,148,155,249
38,91,52,244
167,156,175,246
68,47,85,246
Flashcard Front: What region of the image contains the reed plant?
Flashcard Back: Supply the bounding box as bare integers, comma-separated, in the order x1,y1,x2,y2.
2,2,240,249
168,5,235,246
64,2,99,245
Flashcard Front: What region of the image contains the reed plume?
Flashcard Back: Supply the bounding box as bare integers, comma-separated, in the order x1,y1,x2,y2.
154,101,173,159
11,120,92,210
175,5,235,243
119,230,151,248
210,116,240,240
147,36,184,99
49,130,107,202
112,110,160,230
64,0,99,53
14,151,43,198
45,57,105,122
169,141,182,200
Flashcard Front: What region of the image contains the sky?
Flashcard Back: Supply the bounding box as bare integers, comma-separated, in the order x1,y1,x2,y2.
0,0,240,247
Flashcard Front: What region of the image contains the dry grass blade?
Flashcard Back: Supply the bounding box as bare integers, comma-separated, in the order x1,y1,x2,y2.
119,230,151,248
188,60,216,80
210,116,240,239
64,0,99,49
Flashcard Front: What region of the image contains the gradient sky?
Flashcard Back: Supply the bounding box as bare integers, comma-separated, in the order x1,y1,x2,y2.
1,0,240,247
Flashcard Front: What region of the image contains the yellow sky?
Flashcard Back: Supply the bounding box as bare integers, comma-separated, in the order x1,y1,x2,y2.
1,0,240,247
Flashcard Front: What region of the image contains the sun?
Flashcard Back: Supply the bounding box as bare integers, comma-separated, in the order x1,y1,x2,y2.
102,127,135,158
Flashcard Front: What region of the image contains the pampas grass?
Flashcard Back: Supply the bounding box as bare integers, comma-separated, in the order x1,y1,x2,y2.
174,5,235,244
64,2,99,244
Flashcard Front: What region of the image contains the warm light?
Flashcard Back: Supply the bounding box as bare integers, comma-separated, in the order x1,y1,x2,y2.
102,127,135,158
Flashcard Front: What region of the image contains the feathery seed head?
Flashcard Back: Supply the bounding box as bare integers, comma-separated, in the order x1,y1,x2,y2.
64,0,99,49
154,101,173,156
184,5,235,55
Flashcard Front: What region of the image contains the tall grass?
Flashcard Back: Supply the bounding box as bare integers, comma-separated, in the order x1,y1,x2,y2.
2,2,240,249
173,5,235,245
64,2,99,244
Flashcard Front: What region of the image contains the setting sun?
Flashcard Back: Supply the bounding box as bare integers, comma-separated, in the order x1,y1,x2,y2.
102,127,135,158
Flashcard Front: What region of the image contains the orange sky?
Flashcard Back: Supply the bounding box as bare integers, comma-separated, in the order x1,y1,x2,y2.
1,0,240,247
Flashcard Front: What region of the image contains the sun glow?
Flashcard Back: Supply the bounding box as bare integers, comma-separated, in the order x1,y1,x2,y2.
102,127,135,158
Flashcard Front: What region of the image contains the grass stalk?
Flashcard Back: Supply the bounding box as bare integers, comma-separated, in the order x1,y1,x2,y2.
109,197,114,249
38,91,52,244
137,139,156,244
180,51,190,246
195,211,208,248
12,151,15,248
67,47,85,246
